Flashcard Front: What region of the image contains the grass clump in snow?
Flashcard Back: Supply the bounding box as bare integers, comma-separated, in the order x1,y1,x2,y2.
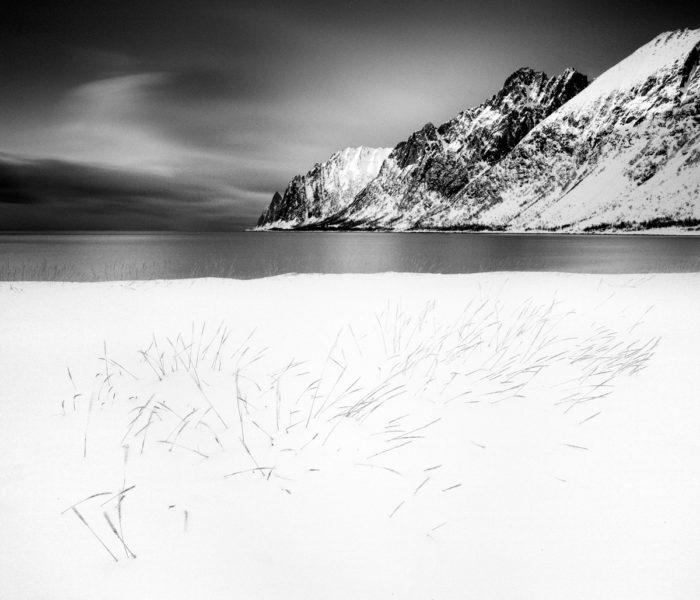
62,295,659,560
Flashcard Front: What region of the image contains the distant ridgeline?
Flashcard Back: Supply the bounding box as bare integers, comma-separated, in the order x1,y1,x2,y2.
257,28,700,233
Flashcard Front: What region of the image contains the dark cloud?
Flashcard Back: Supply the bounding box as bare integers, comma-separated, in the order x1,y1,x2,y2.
0,156,259,231
0,0,697,230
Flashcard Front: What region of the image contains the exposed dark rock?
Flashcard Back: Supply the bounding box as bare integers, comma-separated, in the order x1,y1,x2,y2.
257,29,700,233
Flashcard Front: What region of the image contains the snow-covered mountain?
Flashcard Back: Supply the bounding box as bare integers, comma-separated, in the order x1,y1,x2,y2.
257,146,391,228
322,67,588,229
419,28,700,231
257,29,700,232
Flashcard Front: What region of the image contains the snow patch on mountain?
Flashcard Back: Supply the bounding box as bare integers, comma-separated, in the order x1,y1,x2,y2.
257,146,392,228
322,67,588,230
256,29,700,233
421,28,700,231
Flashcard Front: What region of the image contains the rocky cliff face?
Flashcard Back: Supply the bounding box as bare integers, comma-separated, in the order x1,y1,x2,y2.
417,28,700,231
256,28,700,233
257,146,391,228
320,67,588,229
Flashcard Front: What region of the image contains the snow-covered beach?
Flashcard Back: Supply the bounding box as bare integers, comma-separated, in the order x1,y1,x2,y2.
1,272,699,599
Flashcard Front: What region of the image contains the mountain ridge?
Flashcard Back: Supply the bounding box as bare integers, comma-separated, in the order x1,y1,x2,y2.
257,146,391,228
320,66,588,229
257,28,700,233
417,28,700,232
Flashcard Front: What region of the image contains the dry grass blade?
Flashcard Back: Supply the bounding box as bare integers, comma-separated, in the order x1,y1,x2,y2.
104,512,136,559
414,476,430,495
366,440,412,460
99,485,136,507
155,440,209,458
71,507,119,562
61,491,113,514
389,500,405,519
579,411,602,425
442,483,462,492
355,463,403,476
224,466,273,478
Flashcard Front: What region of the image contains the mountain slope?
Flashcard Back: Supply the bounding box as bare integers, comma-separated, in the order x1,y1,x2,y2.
419,28,700,231
257,146,391,228
256,28,700,233
322,67,588,229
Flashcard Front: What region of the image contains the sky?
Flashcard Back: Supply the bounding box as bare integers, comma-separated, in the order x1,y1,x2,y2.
0,0,697,231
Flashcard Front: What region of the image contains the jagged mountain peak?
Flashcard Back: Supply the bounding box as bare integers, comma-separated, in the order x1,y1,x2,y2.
491,66,588,112
317,65,588,229
257,146,392,228
302,146,388,174
329,145,381,157
392,124,439,169
498,67,546,94
256,28,699,233
420,27,700,232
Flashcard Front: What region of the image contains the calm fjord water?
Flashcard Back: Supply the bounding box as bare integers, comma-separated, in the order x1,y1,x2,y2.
0,232,699,281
